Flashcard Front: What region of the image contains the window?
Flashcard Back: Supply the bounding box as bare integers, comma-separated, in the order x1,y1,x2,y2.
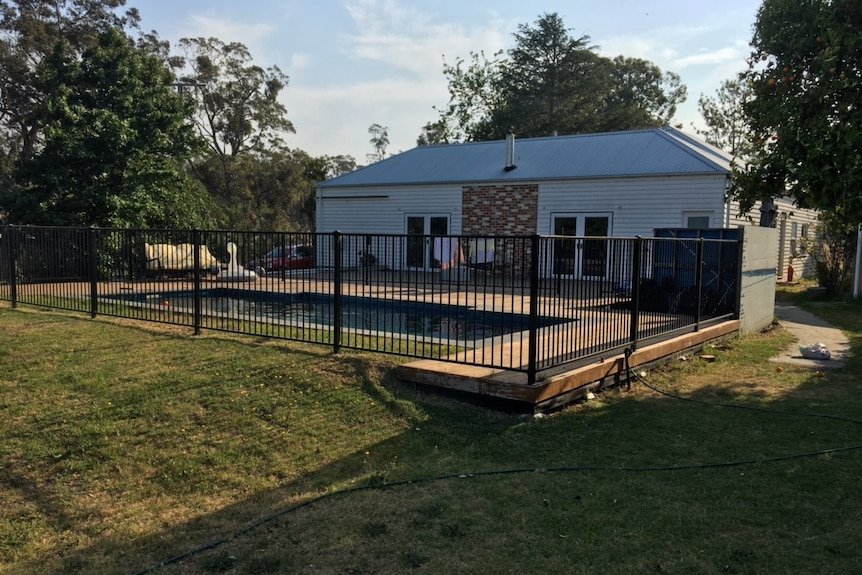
683,211,713,229
790,222,798,256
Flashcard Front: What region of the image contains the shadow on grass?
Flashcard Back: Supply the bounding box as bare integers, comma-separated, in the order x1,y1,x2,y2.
25,358,859,575
4,303,861,574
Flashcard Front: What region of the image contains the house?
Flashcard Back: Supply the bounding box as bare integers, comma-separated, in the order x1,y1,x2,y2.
771,198,819,281
315,127,817,280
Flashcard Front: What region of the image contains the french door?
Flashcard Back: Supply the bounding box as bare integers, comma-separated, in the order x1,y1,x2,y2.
406,215,449,269
551,214,611,278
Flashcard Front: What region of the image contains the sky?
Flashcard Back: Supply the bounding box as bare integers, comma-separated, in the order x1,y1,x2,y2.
125,0,764,162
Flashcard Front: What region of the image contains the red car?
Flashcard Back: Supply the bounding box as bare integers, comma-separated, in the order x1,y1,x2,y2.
250,245,315,273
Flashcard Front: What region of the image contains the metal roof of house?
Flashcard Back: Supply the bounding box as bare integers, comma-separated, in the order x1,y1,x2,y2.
317,127,734,189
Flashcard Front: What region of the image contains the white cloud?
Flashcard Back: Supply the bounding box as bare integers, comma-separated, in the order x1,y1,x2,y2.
128,0,766,159
277,0,515,158
286,74,449,159
673,42,748,69
595,15,753,132
179,14,278,65
185,14,275,41
290,53,312,71
342,0,509,77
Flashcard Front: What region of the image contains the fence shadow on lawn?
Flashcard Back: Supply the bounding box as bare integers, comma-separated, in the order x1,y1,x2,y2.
21,339,859,575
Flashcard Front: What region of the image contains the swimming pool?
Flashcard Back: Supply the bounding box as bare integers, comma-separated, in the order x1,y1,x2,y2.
108,287,564,342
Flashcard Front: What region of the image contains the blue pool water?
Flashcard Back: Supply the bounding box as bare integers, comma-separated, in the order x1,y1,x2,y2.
110,288,562,341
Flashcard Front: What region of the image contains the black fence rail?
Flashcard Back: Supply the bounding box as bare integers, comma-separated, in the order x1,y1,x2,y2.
0,225,740,383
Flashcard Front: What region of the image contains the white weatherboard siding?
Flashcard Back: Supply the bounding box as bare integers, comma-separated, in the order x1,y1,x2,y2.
538,174,729,237
316,185,463,235
726,197,820,280
316,194,395,234
774,202,819,279
316,185,463,270
317,174,733,240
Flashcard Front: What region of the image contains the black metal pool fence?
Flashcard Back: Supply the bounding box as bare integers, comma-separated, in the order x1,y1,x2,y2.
0,225,740,384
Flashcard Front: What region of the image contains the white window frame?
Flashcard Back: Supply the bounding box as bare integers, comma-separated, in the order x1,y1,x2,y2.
682,211,714,229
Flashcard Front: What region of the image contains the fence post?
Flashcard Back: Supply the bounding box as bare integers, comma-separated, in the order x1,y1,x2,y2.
629,236,643,351
527,234,540,386
333,231,343,354
735,233,745,320
126,229,134,282
695,238,704,330
3,226,16,308
280,231,286,282
193,229,202,335
88,227,99,318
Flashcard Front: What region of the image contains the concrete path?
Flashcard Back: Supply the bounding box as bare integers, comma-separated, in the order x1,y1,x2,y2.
771,303,851,369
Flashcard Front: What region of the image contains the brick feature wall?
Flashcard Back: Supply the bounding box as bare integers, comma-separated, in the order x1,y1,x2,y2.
462,185,539,275
462,184,538,236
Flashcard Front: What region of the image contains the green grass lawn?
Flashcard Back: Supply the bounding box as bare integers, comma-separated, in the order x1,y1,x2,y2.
1,295,860,575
